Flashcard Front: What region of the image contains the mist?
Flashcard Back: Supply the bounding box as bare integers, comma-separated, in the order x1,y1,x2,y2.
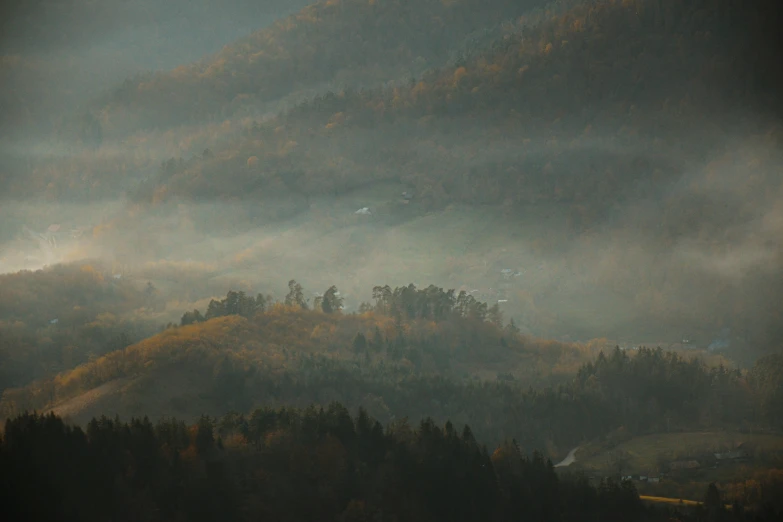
1,0,782,368
0,0,309,142
3,119,781,361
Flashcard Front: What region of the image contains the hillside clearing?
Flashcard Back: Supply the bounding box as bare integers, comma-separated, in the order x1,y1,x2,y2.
575,431,783,475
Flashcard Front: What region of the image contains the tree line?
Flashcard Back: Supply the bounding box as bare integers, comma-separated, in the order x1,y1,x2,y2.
3,406,771,522
2,407,779,522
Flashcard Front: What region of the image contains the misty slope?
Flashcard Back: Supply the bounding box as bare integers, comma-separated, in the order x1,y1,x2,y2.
108,0,783,355
0,0,305,54
0,0,311,141
1,299,601,419
4,0,782,358
17,0,781,203
137,0,782,205
94,0,561,136
0,263,166,392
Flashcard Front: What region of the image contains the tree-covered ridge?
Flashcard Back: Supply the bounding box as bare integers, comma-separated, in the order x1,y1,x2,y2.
2,408,780,522
22,0,782,211
185,281,508,326
2,275,780,455
132,0,783,207
0,408,640,522
0,282,602,424
95,0,564,136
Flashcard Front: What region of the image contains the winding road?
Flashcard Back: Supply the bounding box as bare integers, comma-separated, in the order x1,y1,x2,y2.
554,446,579,468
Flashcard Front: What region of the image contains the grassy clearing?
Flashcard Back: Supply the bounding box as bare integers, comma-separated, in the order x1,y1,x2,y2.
640,496,739,511
576,431,783,474
640,495,700,507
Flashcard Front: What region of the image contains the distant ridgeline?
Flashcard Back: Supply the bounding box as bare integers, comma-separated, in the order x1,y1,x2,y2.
22,0,782,205
3,407,780,522
93,0,562,136
126,0,783,207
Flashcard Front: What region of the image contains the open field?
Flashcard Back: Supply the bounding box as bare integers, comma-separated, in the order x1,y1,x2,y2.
640,495,739,511
640,496,701,507
575,431,783,475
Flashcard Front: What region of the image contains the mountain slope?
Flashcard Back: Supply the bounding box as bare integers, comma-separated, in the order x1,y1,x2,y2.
0,0,312,142
5,0,782,359
2,301,770,457
26,0,782,204
1,298,602,420
135,0,783,206
0,263,165,392
94,0,562,136
114,0,783,356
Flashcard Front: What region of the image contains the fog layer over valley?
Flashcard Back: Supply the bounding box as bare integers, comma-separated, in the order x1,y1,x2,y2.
3,122,782,358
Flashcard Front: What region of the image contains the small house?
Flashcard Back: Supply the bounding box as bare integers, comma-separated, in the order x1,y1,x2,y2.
714,449,749,460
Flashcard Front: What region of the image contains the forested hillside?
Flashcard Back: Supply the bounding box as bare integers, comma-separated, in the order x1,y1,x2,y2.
0,264,164,393
0,0,311,140
133,0,782,206
8,0,782,203
3,281,779,457
0,283,603,432
0,409,648,522
16,0,783,220
93,0,562,136
1,408,780,521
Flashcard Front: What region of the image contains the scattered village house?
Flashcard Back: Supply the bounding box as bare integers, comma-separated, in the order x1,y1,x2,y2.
714,442,750,461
